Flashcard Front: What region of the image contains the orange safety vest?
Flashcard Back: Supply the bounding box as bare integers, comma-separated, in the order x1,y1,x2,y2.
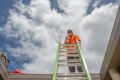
65,35,81,49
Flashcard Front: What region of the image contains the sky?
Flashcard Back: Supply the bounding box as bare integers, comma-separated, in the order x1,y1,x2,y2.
0,0,119,74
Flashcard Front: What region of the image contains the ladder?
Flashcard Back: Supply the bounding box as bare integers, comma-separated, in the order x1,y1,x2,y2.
52,42,92,80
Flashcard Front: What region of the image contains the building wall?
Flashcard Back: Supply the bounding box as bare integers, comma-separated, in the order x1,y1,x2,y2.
8,74,52,80
0,53,9,80
100,6,120,80
8,73,101,80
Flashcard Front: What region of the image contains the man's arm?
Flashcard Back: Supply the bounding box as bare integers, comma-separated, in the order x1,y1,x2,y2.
64,36,69,44
75,35,81,45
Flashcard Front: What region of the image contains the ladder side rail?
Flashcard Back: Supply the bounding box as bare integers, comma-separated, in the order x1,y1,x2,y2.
52,42,61,80
76,42,92,80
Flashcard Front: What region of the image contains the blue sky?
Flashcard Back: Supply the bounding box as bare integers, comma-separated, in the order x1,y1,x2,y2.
0,0,15,70
0,0,118,73
87,0,117,14
0,0,31,70
0,0,14,26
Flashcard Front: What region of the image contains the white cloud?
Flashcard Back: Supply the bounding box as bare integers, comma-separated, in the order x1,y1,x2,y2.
0,0,119,74
79,4,118,72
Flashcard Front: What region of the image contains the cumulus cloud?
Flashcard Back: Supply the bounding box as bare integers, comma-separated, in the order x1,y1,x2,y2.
0,0,119,73
79,4,118,72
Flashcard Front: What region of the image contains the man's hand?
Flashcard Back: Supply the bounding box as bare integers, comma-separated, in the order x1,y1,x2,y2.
77,40,81,46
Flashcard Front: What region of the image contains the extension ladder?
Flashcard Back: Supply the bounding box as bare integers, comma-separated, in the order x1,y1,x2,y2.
52,42,92,80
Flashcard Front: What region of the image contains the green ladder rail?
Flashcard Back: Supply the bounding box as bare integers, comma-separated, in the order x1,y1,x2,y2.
52,42,61,80
76,42,92,80
52,42,92,80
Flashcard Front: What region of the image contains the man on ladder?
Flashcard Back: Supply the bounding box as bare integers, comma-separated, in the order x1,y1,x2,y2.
64,29,82,73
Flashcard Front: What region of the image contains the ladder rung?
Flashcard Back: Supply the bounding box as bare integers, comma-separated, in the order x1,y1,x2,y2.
60,50,78,53
59,54,79,57
61,44,76,47
60,49,77,52
60,47,76,50
57,76,87,80
59,59,80,62
57,72,86,77
59,54,66,56
58,62,80,64
68,54,79,57
58,63,81,66
67,60,80,63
